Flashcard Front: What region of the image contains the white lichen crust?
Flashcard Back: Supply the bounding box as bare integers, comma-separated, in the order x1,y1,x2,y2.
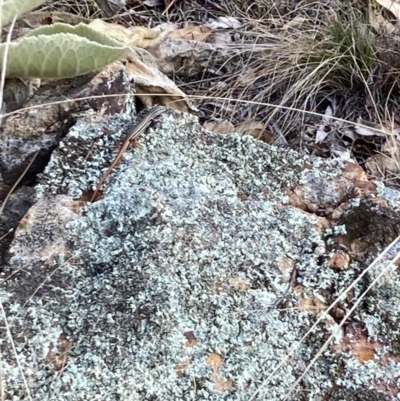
2,110,400,400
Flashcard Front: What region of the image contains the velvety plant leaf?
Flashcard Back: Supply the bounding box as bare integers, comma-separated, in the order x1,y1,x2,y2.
1,0,46,27
0,29,129,78
25,23,126,48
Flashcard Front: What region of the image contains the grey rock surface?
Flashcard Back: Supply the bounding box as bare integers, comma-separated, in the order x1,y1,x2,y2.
2,109,400,400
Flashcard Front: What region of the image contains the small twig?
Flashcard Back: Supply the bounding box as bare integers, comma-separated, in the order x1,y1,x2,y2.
0,150,40,222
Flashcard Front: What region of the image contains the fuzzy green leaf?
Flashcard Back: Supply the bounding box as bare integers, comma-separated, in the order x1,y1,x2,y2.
0,30,129,78
1,0,46,27
25,23,126,48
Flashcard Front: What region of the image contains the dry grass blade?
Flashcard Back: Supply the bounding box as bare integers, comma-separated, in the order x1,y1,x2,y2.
0,94,390,136
39,0,98,18
2,2,400,399
0,297,33,401
249,5,375,133
21,258,72,309
249,234,400,401
283,249,400,400
0,8,35,400
0,149,39,221
181,0,400,167
0,345,3,401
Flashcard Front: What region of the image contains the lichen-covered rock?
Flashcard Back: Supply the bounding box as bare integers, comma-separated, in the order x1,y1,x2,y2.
0,62,135,185
1,108,400,400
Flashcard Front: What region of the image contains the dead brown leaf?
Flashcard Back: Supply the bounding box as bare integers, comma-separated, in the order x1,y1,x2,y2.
276,256,296,276
127,45,190,110
205,17,242,30
205,353,234,392
229,276,250,291
281,16,308,30
94,0,125,17
46,333,72,371
205,352,222,370
236,119,275,143
89,19,168,49
368,5,397,34
328,250,350,270
204,120,235,134
236,68,256,85
355,119,386,138
332,326,378,363
299,297,327,314
168,25,212,42
149,34,231,78
2,11,90,42
366,153,400,179
88,20,190,111
376,0,400,19
175,358,190,378
214,376,234,392
184,331,198,347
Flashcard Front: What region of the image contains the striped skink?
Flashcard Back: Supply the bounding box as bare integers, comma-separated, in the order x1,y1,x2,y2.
91,105,164,202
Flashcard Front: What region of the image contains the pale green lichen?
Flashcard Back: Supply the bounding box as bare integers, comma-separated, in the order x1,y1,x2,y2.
2,110,400,400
